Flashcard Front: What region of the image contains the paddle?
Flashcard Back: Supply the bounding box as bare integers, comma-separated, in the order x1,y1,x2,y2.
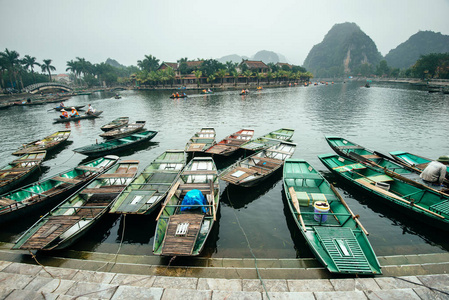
288,187,307,232
155,181,180,221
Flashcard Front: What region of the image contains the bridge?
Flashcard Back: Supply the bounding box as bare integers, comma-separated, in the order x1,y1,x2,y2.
24,82,73,94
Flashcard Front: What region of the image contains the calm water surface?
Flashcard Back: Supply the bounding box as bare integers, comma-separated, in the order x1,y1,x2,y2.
0,81,448,259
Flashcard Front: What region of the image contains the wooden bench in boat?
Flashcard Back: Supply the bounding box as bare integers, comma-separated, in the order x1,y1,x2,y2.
187,143,206,151
161,213,204,256
80,186,126,194
361,154,381,159
98,173,136,178
221,167,258,183
251,156,283,165
182,170,217,175
52,176,82,184
0,167,32,174
0,198,17,206
266,149,293,156
12,158,43,163
336,145,364,149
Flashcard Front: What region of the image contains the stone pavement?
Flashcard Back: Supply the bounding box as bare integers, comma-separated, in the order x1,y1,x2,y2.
0,246,448,299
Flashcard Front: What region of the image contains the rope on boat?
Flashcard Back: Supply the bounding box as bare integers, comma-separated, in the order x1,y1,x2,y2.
226,186,271,300
28,250,62,293
51,151,76,166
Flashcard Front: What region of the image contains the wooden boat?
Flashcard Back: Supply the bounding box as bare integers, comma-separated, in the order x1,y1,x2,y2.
325,136,448,192
114,95,122,99
100,117,129,132
219,141,296,187
0,155,119,224
318,153,449,231
99,121,146,139
240,128,294,151
0,151,46,195
12,130,71,156
0,102,13,110
239,92,249,95
389,150,449,179
12,159,139,250
110,150,187,215
153,157,219,256
283,159,382,275
73,130,158,157
53,105,85,111
185,128,216,153
205,129,254,156
53,111,103,123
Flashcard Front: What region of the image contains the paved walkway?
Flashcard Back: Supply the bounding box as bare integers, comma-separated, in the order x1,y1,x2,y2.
0,246,448,299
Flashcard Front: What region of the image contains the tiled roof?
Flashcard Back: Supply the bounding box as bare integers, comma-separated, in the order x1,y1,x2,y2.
186,61,203,67
159,62,178,70
276,63,292,69
242,60,268,69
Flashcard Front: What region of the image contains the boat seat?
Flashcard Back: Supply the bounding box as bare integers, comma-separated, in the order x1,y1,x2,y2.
132,134,147,138
311,193,328,204
429,200,449,216
358,174,394,184
332,163,366,173
295,191,310,207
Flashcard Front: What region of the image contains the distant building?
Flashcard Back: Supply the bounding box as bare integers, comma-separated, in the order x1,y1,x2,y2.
276,62,293,70
53,74,71,84
238,60,269,73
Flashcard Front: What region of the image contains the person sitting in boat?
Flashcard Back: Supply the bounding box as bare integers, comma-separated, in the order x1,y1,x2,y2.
202,89,207,93
172,93,176,98
60,109,68,119
59,102,65,109
182,92,187,97
241,89,246,94
207,88,212,93
245,89,249,93
420,156,449,186
70,107,79,118
86,104,95,115
176,92,180,97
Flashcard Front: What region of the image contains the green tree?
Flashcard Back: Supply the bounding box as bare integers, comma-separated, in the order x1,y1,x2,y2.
215,69,227,85
22,55,40,83
177,57,189,75
243,70,252,85
0,48,20,89
0,56,7,90
41,59,56,82
207,74,215,87
231,70,239,86
376,60,390,77
138,55,160,72
265,71,274,85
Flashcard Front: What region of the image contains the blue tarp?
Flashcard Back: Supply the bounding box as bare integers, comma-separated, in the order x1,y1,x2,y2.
181,189,207,213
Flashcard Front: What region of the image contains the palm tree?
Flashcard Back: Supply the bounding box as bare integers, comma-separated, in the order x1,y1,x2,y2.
22,55,40,84
164,67,176,87
207,74,215,87
66,60,79,85
254,71,265,86
266,71,274,85
41,59,56,82
0,56,7,91
0,48,20,90
137,55,160,72
231,70,239,86
215,69,227,86
243,70,252,85
193,70,202,87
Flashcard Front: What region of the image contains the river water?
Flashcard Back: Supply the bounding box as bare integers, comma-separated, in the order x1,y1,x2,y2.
0,81,448,259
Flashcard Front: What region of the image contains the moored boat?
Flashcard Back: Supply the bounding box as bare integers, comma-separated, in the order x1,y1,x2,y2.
318,153,449,231
73,130,158,157
0,155,119,224
100,117,129,132
185,128,216,153
219,141,296,187
205,129,254,156
12,159,139,250
110,150,187,215
283,159,381,275
53,111,103,123
153,157,219,256
99,121,146,139
12,130,71,156
239,128,294,151
389,150,449,180
0,151,46,195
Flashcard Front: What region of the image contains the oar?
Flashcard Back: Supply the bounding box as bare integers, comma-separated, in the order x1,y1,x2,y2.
329,184,369,235
288,187,307,232
155,181,180,221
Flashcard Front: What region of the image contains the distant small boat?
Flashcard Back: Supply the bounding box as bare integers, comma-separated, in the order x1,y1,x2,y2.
99,121,146,139
114,95,122,99
283,159,382,275
185,128,216,153
12,130,71,156
53,111,103,123
110,150,187,215
0,155,119,224
239,128,294,151
205,129,254,156
170,94,187,99
12,159,139,250
219,141,296,187
153,157,219,256
0,151,46,195
73,130,158,157
54,105,85,111
100,117,129,132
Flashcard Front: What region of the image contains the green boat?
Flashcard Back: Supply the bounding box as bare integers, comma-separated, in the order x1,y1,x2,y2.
0,155,119,224
0,151,46,195
239,128,294,151
318,153,449,231
73,130,158,157
220,141,296,187
12,130,71,156
53,110,103,123
283,159,382,275
13,159,139,251
390,151,449,181
185,128,216,153
110,150,187,215
99,121,146,139
325,136,446,193
153,157,219,256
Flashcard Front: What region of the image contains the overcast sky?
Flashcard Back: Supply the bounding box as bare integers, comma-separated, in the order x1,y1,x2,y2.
1,0,448,73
